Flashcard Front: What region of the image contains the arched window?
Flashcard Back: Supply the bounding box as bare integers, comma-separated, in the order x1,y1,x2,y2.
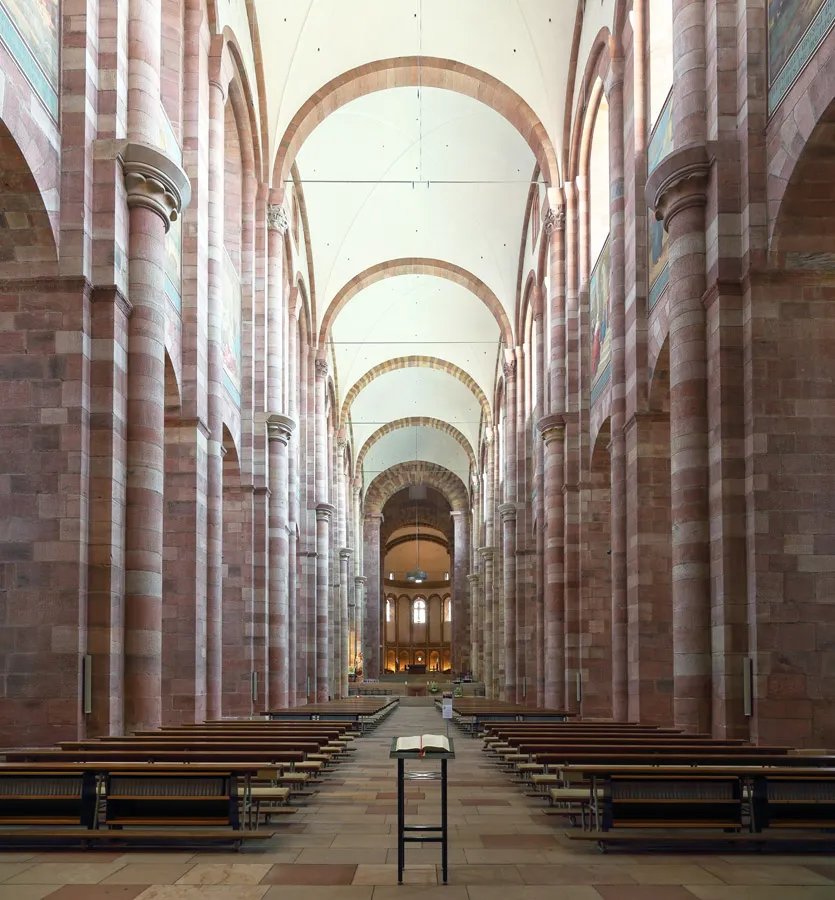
443,598,451,622
385,598,392,622
648,0,674,130
413,598,427,624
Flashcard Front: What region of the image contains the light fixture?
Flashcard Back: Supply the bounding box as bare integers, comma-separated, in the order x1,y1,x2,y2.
406,494,427,584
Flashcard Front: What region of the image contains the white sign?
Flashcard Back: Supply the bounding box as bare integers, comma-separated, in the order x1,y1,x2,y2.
442,698,453,719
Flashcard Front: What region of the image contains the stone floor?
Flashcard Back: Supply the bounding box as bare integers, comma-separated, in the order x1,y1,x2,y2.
2,706,835,899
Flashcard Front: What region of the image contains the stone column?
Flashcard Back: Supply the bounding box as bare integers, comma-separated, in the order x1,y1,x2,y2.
499,502,518,702
479,547,495,695
354,575,367,676
122,138,190,731
534,306,546,705
648,148,712,734
363,513,383,679
467,573,480,679
450,510,470,675
267,414,295,708
501,350,518,701
539,414,566,710
287,313,299,705
313,355,331,700
339,549,352,698
606,58,629,721
205,73,227,720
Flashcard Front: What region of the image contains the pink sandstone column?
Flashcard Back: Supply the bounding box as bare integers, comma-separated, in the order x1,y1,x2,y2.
363,514,383,679
450,509,470,674
534,306,546,705
606,56,629,720
354,574,367,675
313,354,332,700
205,74,227,720
479,547,495,694
268,415,295,707
539,415,566,710
123,0,190,732
468,573,480,680
501,350,518,701
287,307,300,705
648,153,711,734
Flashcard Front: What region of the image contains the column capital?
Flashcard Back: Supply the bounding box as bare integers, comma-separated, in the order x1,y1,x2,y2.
354,575,368,586
314,356,329,380
364,511,384,524
543,205,566,235
538,413,567,444
466,573,480,585
498,502,518,522
339,548,353,561
604,57,625,97
645,143,711,232
267,204,289,233
119,140,191,233
502,348,517,381
449,509,468,519
267,413,297,445
477,545,496,560
316,502,336,522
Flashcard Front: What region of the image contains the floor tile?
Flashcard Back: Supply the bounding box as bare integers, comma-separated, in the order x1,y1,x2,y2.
260,864,358,885
101,867,195,885
464,887,600,900
7,863,127,884
594,888,701,900
44,888,150,900
686,888,835,900
0,888,59,900
628,866,724,885
175,864,272,885
262,889,373,900
479,833,558,848
517,864,636,885
701,863,835,885
441,864,524,884
353,865,437,886
0,862,36,881
135,888,269,900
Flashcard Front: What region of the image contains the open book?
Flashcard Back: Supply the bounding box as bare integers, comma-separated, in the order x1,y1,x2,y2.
395,734,450,755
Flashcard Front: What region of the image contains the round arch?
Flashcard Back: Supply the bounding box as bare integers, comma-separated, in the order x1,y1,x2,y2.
340,356,492,429
365,461,470,514
273,56,560,195
319,258,513,347
356,417,476,476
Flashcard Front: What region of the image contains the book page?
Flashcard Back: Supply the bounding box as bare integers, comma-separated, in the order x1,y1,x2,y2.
395,736,423,752
420,734,450,752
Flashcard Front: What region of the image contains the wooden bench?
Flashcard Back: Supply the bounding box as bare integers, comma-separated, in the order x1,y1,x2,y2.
0,770,97,828
752,773,835,831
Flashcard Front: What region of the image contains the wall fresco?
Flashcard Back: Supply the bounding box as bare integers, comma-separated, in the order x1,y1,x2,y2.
590,236,611,403
222,250,242,404
769,0,835,112
0,0,59,117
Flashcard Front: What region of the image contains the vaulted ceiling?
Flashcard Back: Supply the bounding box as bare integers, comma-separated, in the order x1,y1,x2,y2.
252,0,616,495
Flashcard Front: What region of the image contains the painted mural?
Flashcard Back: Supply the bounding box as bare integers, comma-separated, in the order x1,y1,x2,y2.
158,111,183,312
768,0,835,111
0,0,59,117
222,250,243,403
589,237,611,399
648,212,670,311
648,90,673,175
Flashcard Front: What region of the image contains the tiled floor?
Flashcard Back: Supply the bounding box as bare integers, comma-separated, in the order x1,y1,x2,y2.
3,706,835,899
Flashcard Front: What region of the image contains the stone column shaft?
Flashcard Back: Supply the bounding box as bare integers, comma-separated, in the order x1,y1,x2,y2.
268,415,295,708
205,77,226,720
363,514,383,679
123,0,189,730
502,353,518,700
607,61,629,721
451,510,470,674
540,416,566,709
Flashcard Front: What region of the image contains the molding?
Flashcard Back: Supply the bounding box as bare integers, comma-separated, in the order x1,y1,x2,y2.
645,143,711,231
164,415,211,439
119,140,191,233
538,413,567,443
267,204,289,234
498,502,518,522
315,502,336,521
253,485,271,497
267,413,297,445
543,205,566,235
92,285,133,319
702,278,743,312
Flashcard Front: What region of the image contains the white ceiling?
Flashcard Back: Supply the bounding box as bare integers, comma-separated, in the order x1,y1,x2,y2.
246,0,608,496
297,88,534,324
348,367,483,469
362,427,472,490
331,274,500,404
254,0,578,169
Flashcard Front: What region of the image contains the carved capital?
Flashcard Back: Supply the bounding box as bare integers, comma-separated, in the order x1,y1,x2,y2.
267,413,297,445
467,573,480,585
120,141,191,233
315,502,336,522
267,204,289,234
355,575,368,586
502,358,517,380
538,413,567,445
477,546,496,561
543,205,566,235
498,502,518,523
645,143,711,232
339,548,353,561
314,358,329,379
